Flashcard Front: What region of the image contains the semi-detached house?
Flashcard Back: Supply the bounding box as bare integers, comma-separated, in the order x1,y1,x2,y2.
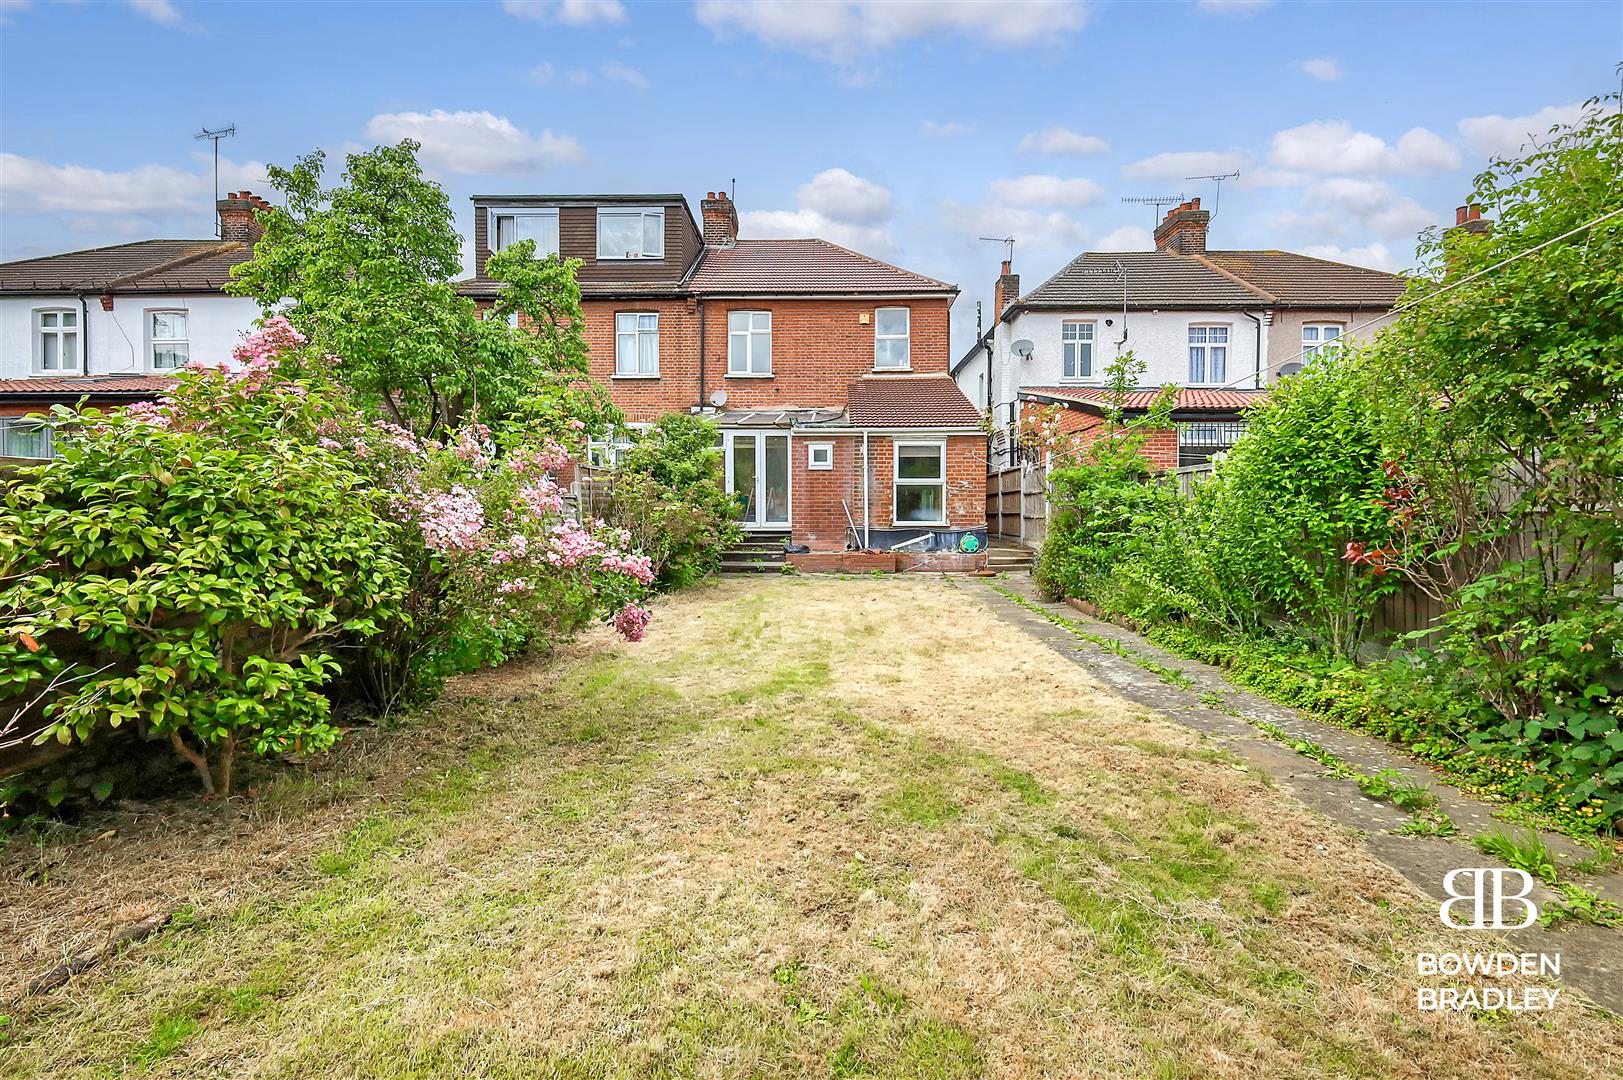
459,190,987,554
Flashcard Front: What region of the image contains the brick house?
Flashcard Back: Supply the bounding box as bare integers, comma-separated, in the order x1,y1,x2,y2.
954,197,1405,471
0,194,268,457
460,191,987,554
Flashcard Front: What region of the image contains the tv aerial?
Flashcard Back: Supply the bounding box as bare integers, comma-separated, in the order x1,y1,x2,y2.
1120,194,1183,230
978,236,1015,263
194,124,237,238
1185,171,1241,217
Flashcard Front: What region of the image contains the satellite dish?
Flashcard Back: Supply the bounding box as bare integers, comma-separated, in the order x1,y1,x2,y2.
709,389,729,407
1010,339,1034,359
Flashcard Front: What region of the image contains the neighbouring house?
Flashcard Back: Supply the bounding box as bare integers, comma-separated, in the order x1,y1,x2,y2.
953,197,1406,472
459,190,987,555
0,193,268,457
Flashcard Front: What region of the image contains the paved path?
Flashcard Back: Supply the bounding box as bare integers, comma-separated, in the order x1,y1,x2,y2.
964,573,1623,1014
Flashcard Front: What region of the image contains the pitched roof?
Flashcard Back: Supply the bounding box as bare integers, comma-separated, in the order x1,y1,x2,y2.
0,240,249,294
0,375,174,397
1023,385,1270,412
1015,249,1402,312
1199,251,1405,307
690,239,956,295
845,374,984,428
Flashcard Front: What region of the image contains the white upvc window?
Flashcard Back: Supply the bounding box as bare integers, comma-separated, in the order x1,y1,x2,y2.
1188,324,1229,385
614,312,659,376
1302,323,1344,359
893,440,946,525
586,422,647,469
807,442,833,471
148,310,189,370
492,208,560,257
1061,320,1095,380
728,310,772,375
874,306,910,370
0,417,55,459
597,207,665,259
33,308,81,374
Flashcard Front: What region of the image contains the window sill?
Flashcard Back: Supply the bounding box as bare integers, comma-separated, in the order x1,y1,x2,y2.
31,371,86,378
612,373,661,380
597,256,666,263
725,372,774,379
871,367,913,374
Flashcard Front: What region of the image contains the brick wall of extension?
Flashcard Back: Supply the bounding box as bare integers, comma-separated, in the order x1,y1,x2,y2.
1049,405,1178,470
792,433,987,550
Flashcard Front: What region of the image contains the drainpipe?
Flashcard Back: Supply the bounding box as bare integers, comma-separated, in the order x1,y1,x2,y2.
861,431,870,550
1242,309,1264,388
696,298,707,411
78,293,91,375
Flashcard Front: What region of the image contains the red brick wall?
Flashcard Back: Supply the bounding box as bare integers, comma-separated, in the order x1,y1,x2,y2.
789,432,986,550
1041,403,1177,471
579,298,702,422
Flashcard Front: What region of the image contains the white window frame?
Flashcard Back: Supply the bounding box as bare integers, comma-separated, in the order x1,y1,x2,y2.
614,312,659,377
1061,319,1096,381
0,417,56,459
892,439,947,526
597,207,665,260
586,422,648,469
874,306,911,371
807,442,833,471
489,207,561,258
1301,323,1345,361
32,307,81,374
1187,324,1230,386
727,310,772,376
146,308,190,371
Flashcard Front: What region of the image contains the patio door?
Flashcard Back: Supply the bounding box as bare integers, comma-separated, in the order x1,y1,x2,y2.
725,432,790,529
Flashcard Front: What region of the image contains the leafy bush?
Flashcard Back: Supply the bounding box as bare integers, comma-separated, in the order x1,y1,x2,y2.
602,415,742,589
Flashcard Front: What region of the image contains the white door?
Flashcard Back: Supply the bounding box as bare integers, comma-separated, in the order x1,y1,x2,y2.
724,432,791,529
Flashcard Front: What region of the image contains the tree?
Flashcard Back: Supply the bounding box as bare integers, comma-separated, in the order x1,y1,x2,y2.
227,141,615,442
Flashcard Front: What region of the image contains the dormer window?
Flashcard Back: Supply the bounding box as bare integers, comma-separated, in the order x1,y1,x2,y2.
492,209,560,257
598,208,665,260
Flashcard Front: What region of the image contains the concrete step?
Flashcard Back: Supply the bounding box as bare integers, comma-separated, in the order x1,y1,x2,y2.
721,559,786,573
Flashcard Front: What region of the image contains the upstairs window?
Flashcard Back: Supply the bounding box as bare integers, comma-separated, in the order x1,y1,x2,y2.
598,208,665,259
148,310,189,370
34,308,80,374
1188,324,1228,385
874,307,910,370
614,312,659,376
1061,320,1094,380
728,310,772,375
1302,324,1343,360
492,209,560,257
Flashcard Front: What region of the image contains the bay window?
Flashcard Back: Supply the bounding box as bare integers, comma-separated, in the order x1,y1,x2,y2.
894,440,946,525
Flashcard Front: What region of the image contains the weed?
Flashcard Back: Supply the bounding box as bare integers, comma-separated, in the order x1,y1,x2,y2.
1357,769,1439,813
1474,830,1560,884
1544,883,1623,928
1394,815,1459,838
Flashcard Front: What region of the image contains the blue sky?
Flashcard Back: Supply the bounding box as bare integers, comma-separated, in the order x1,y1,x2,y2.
2,0,1618,350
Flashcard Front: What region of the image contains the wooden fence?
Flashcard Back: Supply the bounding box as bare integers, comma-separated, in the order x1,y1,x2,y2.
985,466,1048,546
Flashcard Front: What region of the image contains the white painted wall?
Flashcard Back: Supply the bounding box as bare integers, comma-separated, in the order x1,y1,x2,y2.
0,294,261,379
988,306,1269,420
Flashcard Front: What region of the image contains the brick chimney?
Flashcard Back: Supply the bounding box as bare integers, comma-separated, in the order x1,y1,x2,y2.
1154,197,1209,255
993,259,1020,317
1449,203,1493,239
701,189,738,247
217,190,268,245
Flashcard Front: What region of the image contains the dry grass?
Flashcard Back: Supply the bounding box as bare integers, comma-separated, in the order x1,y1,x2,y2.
3,576,1621,1078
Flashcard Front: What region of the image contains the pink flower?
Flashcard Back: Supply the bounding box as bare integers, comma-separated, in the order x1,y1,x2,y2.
599,550,656,585
452,423,493,469
613,603,652,642
516,478,563,520
508,439,573,478
417,485,487,554
546,518,603,568
497,578,530,595
372,420,423,456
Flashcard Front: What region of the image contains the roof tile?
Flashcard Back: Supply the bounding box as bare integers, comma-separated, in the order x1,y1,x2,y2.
845,374,984,428
0,240,248,294
0,375,174,396
1023,385,1270,411
691,240,955,295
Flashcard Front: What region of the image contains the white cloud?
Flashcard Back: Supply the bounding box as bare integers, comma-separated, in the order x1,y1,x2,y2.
363,110,585,176
1094,224,1152,252
1299,177,1434,239
989,175,1104,208
0,152,271,215
1123,149,1247,180
941,200,1087,252
504,0,626,25
1300,243,1403,272
1016,124,1109,156
129,0,184,26
738,208,891,253
796,168,894,224
600,60,649,88
529,62,557,85
1269,120,1460,175
1299,56,1343,81
695,0,1088,64
1196,0,1272,14
921,119,974,137
1457,102,1587,159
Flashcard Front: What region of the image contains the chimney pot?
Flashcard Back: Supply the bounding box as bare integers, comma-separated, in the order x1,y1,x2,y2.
1467,203,1481,221
706,191,715,200
1456,205,1468,226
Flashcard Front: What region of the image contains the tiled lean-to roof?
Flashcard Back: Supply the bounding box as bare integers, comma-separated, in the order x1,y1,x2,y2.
1022,385,1271,412
690,240,956,295
0,240,249,294
845,374,984,428
0,375,175,396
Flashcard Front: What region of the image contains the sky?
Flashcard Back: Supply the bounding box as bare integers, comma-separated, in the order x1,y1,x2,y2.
1,0,1619,352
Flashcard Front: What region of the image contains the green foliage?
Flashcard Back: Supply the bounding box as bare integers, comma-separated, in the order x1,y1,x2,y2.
226,141,616,442
0,375,405,795
603,415,742,589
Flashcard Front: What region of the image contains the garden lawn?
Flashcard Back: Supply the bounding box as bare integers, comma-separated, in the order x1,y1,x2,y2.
4,576,1622,1079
